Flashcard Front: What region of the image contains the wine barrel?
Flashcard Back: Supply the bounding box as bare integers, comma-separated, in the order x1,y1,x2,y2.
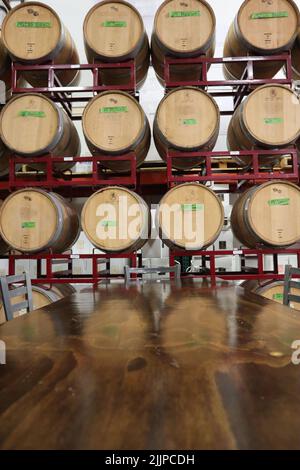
0,93,81,172
231,181,300,248
242,279,300,310
0,283,75,324
223,0,299,80
1,1,79,87
154,87,220,170
291,29,300,80
157,183,224,250
82,186,151,253
152,0,216,85
227,84,300,167
30,283,76,308
83,0,150,89
0,189,80,254
82,91,150,173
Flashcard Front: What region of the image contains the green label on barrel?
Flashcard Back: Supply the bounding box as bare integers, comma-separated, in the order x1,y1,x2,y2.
170,11,200,17
251,11,288,19
268,198,290,207
273,293,284,300
100,106,128,114
101,221,117,227
19,111,46,118
264,117,283,124
182,118,198,125
181,204,204,211
16,21,52,28
102,21,127,27
22,222,36,229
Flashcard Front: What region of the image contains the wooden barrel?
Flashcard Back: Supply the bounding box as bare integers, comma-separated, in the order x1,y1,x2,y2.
82,186,151,253
152,0,216,85
157,183,224,250
1,1,79,87
231,181,300,248
154,87,220,170
242,279,300,310
0,93,81,172
223,0,299,80
30,284,76,308
0,189,80,254
291,29,300,80
227,84,300,167
83,0,150,89
82,91,150,173
0,283,75,324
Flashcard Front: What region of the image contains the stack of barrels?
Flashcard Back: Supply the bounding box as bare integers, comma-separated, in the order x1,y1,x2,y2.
0,0,300,285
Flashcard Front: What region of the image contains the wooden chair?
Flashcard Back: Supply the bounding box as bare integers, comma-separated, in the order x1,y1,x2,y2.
283,265,300,307
124,264,181,282
0,272,33,322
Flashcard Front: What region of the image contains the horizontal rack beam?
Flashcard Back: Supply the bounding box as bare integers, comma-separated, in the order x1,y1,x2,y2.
0,149,297,195
2,249,300,283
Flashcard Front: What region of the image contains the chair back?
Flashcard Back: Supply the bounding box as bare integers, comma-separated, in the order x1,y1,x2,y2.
0,272,33,321
124,264,181,282
283,265,300,307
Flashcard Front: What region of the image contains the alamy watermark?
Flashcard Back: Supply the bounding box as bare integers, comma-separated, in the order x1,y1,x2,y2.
0,340,6,365
94,198,205,249
291,340,300,365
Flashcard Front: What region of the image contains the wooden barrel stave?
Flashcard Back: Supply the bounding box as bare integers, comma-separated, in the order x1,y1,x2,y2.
157,183,224,250
151,34,215,86
1,2,79,87
227,84,300,167
94,35,150,89
22,28,80,88
223,23,284,80
82,91,150,173
153,87,220,170
223,0,300,79
151,0,216,85
0,189,80,254
0,93,81,172
82,186,151,253
231,181,300,248
292,30,300,80
83,0,150,89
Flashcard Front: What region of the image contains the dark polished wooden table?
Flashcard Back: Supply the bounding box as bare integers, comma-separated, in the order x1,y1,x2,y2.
0,279,300,450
